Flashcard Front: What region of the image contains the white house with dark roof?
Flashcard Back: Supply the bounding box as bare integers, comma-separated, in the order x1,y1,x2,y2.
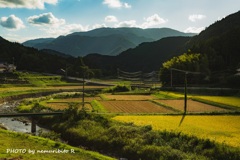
0,63,16,73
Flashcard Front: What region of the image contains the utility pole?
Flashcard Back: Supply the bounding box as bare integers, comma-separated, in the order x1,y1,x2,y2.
171,68,201,114
184,72,188,113
82,68,85,109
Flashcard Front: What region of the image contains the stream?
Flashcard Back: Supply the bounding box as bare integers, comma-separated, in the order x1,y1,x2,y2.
0,101,49,134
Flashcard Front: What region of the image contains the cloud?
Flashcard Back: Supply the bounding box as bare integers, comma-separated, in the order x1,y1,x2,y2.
27,12,65,27
184,27,204,33
141,14,168,28
43,24,87,36
0,15,25,30
115,20,137,27
43,23,108,36
0,0,58,9
103,0,131,9
189,14,206,22
92,23,107,29
105,15,118,22
114,14,167,28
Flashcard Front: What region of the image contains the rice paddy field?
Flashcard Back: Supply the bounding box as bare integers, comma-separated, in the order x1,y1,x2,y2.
192,96,240,108
113,115,240,148
155,99,229,113
99,100,174,113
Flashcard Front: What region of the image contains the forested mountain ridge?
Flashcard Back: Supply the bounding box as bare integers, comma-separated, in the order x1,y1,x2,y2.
0,37,75,73
116,36,191,72
23,27,195,57
186,10,240,71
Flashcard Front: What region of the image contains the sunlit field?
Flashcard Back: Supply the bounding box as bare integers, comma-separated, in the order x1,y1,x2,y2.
113,115,240,148
193,96,240,108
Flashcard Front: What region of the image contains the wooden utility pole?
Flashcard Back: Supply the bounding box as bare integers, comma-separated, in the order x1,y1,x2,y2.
184,73,188,113
82,69,85,109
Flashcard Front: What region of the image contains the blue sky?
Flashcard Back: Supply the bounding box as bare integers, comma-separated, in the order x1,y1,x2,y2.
0,0,239,42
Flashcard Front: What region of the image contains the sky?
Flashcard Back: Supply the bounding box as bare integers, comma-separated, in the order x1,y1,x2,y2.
0,0,239,42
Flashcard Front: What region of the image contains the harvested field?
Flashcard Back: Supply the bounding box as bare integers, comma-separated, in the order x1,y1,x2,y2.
155,99,229,113
50,97,101,102
103,94,156,100
99,100,175,113
45,102,92,111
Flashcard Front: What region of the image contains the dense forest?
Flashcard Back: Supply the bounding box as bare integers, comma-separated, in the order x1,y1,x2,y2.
0,38,90,77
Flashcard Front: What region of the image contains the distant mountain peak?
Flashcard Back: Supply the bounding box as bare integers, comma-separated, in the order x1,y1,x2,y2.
22,27,195,57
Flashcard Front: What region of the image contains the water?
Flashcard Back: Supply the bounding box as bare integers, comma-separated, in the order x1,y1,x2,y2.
0,102,49,134
0,117,44,133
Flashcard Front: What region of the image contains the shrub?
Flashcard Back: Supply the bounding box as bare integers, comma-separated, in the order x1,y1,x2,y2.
103,84,131,93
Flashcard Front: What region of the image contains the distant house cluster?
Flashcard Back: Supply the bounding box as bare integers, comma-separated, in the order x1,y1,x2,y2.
0,62,16,73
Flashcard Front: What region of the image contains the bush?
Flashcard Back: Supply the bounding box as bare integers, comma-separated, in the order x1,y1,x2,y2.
103,84,131,93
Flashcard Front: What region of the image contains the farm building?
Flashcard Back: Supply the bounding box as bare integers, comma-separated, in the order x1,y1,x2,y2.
0,63,16,73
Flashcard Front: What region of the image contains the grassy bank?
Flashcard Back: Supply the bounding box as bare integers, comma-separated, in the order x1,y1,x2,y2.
0,129,115,160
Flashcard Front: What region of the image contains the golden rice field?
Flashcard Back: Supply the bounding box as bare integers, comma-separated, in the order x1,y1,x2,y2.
193,96,240,107
113,115,240,148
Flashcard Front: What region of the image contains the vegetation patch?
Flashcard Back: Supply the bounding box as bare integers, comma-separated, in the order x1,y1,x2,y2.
0,129,114,160
36,108,240,160
102,94,156,101
91,100,108,113
103,84,131,93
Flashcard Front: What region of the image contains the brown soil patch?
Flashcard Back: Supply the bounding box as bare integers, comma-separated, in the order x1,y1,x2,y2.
155,100,228,113
99,100,174,113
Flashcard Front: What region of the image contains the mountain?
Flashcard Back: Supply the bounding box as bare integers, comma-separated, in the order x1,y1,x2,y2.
83,36,191,75
23,27,195,57
83,10,240,79
187,10,240,71
116,36,191,72
23,38,54,49
0,37,75,73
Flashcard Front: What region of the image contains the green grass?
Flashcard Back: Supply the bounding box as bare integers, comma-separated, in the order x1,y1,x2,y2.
154,91,185,99
0,129,115,160
91,100,108,113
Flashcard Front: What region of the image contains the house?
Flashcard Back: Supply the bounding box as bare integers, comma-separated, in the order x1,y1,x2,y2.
235,68,240,76
0,63,7,73
0,63,16,73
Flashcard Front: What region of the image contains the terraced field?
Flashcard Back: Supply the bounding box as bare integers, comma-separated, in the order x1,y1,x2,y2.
99,100,174,113
155,99,229,113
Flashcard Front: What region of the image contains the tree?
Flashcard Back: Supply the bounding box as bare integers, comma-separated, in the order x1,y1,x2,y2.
160,52,209,86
